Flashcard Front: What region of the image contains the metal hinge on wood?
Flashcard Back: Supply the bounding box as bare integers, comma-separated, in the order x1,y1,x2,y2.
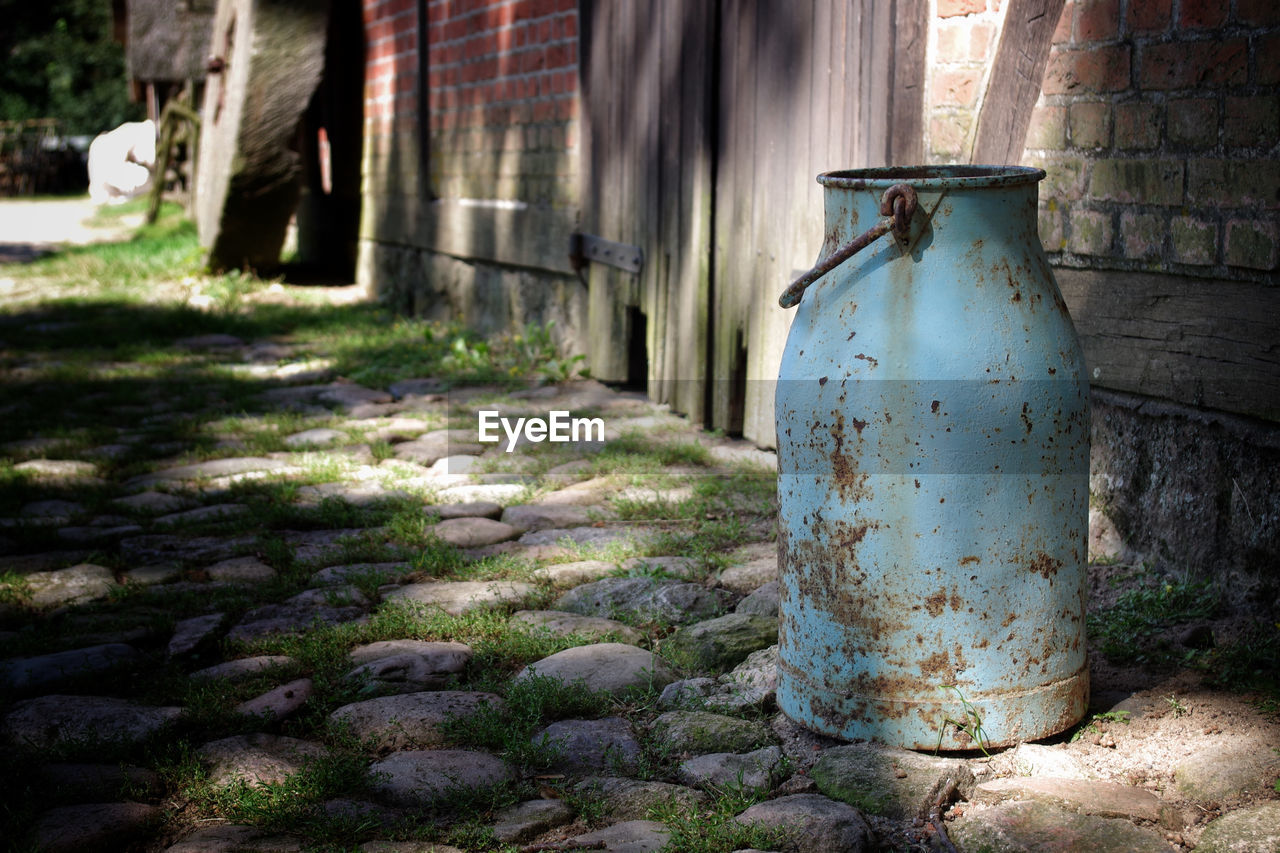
568,232,644,274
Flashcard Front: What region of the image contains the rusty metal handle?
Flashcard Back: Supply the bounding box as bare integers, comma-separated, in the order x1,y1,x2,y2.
778,183,918,309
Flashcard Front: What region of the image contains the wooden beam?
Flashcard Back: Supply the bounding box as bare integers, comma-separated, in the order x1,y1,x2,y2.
971,0,1066,164
1056,268,1280,422
889,0,927,165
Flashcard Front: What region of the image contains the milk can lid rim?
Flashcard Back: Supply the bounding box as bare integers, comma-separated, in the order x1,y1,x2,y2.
818,165,1046,188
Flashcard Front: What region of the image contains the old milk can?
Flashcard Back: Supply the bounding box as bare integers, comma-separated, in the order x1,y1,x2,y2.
774,166,1089,750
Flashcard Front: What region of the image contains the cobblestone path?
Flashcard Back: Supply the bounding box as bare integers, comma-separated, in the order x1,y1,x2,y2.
0,282,1277,852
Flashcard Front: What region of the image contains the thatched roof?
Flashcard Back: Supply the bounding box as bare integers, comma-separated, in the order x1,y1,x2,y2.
126,0,216,83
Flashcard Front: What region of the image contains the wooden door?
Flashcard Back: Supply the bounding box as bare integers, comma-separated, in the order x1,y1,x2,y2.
578,0,714,424
578,0,924,444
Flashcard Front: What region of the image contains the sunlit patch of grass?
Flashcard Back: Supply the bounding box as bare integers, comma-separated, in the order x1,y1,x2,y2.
593,434,713,476
7,202,202,298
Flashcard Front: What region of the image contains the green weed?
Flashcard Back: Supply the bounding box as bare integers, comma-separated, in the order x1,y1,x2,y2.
442,672,610,772
649,789,789,853
1198,621,1280,700
1069,710,1131,743
1087,575,1221,667
934,685,990,756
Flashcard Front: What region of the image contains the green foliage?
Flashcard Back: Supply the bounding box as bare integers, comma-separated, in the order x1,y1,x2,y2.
1087,575,1221,667
441,672,610,772
174,747,374,837
935,685,990,756
649,790,789,853
1070,710,1131,743
0,0,141,135
1198,621,1280,700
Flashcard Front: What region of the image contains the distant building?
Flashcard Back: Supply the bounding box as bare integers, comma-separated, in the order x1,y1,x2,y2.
116,0,216,120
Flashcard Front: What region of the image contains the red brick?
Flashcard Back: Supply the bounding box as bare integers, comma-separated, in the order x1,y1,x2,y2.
1075,0,1119,42
970,22,996,60
1225,219,1279,270
1139,39,1247,90
1167,97,1218,149
932,68,982,107
1187,159,1280,209
1259,34,1280,86
1224,94,1280,148
1235,0,1280,26
1120,210,1165,260
936,21,967,58
1068,101,1111,148
1025,105,1066,150
1179,0,1227,29
1127,0,1170,33
931,114,971,158
938,0,986,17
546,42,571,69
1043,45,1131,94
1067,208,1113,256
1052,0,1073,43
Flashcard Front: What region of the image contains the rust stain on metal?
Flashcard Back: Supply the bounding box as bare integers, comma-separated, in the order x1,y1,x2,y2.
919,651,952,678
853,352,880,369
1027,552,1062,579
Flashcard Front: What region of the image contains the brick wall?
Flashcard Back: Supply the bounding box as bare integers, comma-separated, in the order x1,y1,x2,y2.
424,0,579,206
358,0,585,349
926,0,1002,161
362,0,579,207
363,0,418,142
927,0,1279,277
1024,0,1278,277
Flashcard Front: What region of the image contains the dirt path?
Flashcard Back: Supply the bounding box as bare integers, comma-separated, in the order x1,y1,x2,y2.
0,196,143,263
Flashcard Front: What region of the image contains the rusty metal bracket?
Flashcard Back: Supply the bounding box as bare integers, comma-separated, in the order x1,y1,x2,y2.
779,183,918,309
568,232,644,275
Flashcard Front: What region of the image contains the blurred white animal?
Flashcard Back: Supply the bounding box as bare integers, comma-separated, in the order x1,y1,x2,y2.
87,120,156,204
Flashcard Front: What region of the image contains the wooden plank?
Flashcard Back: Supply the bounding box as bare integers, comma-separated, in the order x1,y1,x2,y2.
653,0,681,407
889,0,927,165
672,0,714,422
638,0,662,392
583,0,632,381
742,0,811,446
866,0,894,166
712,0,758,432
971,0,1066,164
845,1,863,167
1056,268,1280,421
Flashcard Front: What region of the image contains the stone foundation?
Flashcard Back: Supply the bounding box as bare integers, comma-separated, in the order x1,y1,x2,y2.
1089,387,1280,611
357,240,589,357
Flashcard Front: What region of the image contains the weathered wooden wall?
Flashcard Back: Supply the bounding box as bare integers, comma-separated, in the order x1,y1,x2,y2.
1058,268,1280,422
578,0,713,424
579,0,925,446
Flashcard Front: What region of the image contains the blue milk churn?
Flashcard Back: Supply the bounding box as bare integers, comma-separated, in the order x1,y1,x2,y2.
774,165,1090,750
